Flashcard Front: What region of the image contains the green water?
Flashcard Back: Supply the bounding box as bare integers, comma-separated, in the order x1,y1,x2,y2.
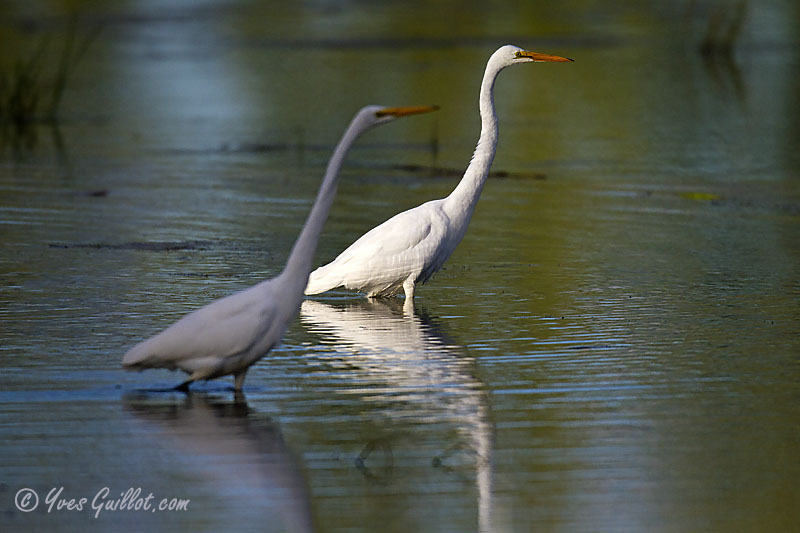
1,1,799,531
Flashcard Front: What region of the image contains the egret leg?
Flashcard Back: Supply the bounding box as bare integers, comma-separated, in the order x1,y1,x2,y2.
402,276,416,301
402,276,416,314
233,390,247,405
233,371,247,391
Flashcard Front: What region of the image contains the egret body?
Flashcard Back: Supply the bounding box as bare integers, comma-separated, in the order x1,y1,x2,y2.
305,45,572,301
122,105,438,390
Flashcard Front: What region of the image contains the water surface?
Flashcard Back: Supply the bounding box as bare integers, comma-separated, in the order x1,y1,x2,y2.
1,1,799,531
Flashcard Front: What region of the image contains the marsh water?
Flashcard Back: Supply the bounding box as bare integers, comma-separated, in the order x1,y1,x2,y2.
1,1,799,531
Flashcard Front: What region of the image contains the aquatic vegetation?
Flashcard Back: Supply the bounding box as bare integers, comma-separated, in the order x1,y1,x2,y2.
0,17,98,151
698,0,748,57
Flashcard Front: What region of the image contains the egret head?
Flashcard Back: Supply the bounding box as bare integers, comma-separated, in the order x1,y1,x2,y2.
361,104,439,127
494,44,573,68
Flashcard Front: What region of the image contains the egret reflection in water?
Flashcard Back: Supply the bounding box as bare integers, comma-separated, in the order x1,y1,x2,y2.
123,394,314,532
300,298,495,532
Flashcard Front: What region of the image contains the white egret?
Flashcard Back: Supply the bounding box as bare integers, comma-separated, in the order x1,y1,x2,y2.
305,45,572,301
122,104,438,391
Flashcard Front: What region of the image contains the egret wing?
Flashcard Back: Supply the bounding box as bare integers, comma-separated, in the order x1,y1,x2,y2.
320,201,450,291
123,283,280,369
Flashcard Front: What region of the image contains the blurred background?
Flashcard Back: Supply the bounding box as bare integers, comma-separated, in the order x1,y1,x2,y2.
1,1,798,531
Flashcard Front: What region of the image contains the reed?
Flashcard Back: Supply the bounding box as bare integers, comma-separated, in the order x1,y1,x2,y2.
0,17,99,147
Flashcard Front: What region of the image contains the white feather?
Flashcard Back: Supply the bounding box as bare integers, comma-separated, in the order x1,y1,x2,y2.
306,45,571,301
122,104,438,390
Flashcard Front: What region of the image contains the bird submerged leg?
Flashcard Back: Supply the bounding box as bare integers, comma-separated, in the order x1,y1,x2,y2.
232,389,247,405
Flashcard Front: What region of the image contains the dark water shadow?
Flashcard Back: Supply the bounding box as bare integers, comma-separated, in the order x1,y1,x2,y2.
122,392,314,532
377,162,547,181
49,240,217,251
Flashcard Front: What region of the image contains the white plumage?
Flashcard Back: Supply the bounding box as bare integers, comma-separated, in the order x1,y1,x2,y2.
304,199,452,299
122,105,438,391
306,45,572,301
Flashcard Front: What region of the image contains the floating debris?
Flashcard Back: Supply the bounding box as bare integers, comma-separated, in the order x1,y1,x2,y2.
680,192,721,202
390,163,546,180
49,240,215,251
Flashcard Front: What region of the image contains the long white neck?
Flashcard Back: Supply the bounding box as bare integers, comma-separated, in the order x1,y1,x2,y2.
443,59,503,222
281,113,367,286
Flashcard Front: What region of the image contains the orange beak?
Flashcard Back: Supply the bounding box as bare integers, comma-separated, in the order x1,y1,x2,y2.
515,50,574,62
375,105,440,118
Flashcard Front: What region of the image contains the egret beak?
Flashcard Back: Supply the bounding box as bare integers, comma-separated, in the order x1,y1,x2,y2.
515,50,574,62
375,105,440,118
